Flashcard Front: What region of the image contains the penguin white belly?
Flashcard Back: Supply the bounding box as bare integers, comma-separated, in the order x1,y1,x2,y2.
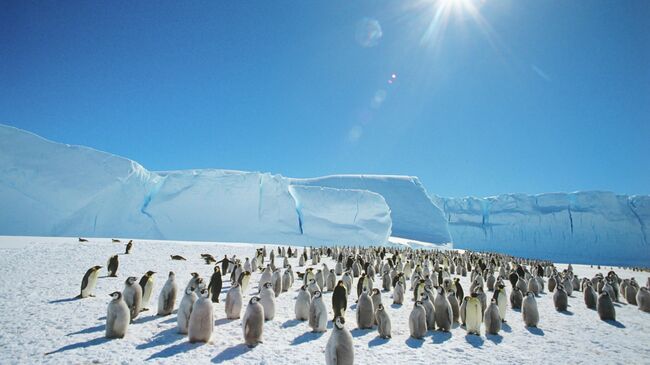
142,281,154,307
465,300,482,335
497,292,507,321
82,271,100,298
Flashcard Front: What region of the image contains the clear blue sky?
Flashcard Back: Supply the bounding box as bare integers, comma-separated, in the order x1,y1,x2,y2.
2,1,649,197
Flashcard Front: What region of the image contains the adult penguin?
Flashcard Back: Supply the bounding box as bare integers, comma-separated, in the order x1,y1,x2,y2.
157,271,177,316
454,278,464,301
125,240,133,254
332,281,348,319
79,265,102,298
492,283,508,322
465,294,482,335
107,255,119,277
138,271,156,311
216,255,234,275
243,297,265,348
208,266,223,303
325,316,354,365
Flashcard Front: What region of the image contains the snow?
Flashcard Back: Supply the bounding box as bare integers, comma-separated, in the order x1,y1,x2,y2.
433,192,650,266
1,236,648,364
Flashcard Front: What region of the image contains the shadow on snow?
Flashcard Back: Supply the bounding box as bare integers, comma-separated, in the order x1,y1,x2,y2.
431,330,452,344
368,336,390,347
45,337,109,355
136,327,183,350
212,344,252,363
67,323,105,336
526,326,544,336
146,341,203,360
465,334,484,348
291,331,325,345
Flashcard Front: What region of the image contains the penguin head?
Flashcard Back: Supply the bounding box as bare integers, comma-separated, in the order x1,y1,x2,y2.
232,282,240,288
415,300,423,307
377,303,384,311
146,271,155,277
313,291,322,298
126,277,137,285
420,292,429,301
250,296,260,304
300,285,307,291
191,272,199,278
263,282,273,289
93,265,103,271
372,288,380,295
110,291,122,300
334,316,346,329
214,266,221,273
168,271,175,278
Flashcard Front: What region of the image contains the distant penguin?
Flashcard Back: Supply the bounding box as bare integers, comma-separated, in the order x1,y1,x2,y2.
522,292,539,327
434,287,453,331
510,288,523,310
309,291,328,332
105,291,130,339
125,240,133,254
122,277,142,323
79,265,102,298
484,299,501,335
178,286,198,333
584,282,597,309
637,287,650,312
243,297,265,348
332,281,348,319
375,304,392,339
170,255,187,261
356,289,375,329
409,301,427,339
259,282,276,321
225,282,243,319
465,295,482,335
325,316,354,365
597,291,616,321
188,288,213,343
138,271,156,311
208,266,222,303
157,271,177,316
107,255,119,277
296,285,311,321
553,284,568,311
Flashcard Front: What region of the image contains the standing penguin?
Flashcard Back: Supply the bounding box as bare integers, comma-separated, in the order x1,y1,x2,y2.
272,269,283,297
636,287,650,312
332,281,348,319
208,266,222,303
107,255,119,277
188,288,214,343
259,282,276,321
79,265,102,298
125,240,133,254
522,292,539,327
409,301,427,339
460,296,469,326
375,304,392,339
484,299,501,335
325,316,354,365
393,280,405,305
326,270,337,292
434,287,453,332
178,286,198,333
138,271,156,311
225,282,243,319
447,291,460,323
106,292,130,338
157,271,177,316
583,281,598,309
553,284,568,311
295,285,311,321
492,284,507,322
122,277,142,323
510,288,523,310
420,293,436,330
597,291,616,321
243,297,265,348
465,294,482,335
309,291,328,332
239,271,251,294
356,288,375,329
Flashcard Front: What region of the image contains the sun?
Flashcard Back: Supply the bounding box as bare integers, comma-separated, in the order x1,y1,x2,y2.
412,0,492,48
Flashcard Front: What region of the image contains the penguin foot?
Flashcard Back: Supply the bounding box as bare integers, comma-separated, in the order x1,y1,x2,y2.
141,308,149,312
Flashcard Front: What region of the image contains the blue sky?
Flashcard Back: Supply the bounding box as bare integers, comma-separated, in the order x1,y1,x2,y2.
2,0,649,197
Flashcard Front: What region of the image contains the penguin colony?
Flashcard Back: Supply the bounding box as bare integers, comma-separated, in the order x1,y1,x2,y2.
67,238,650,363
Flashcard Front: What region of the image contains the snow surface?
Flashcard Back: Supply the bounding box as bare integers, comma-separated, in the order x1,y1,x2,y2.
433,193,650,266
2,236,648,364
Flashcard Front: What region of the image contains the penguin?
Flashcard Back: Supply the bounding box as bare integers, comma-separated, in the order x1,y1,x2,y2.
325,316,354,365
447,291,460,323
125,240,133,254
78,237,88,242
409,301,427,339
107,255,119,277
138,271,155,311
553,284,568,311
282,269,292,293
259,282,276,321
584,281,597,309
216,255,234,275
484,299,501,335
460,296,469,326
356,288,375,329
342,272,353,294
239,271,251,294
208,266,222,303
597,291,616,321
510,287,523,310
112,238,121,243
393,280,405,305
326,269,337,292
260,266,273,288
522,292,539,327
375,304,392,339
309,291,328,332
420,293,436,330
332,281,348,319
296,285,311,321
187,272,202,292
272,269,282,297
106,292,130,339
492,284,507,322
170,255,187,261
465,294,482,335
637,287,650,312
434,287,453,331
79,265,102,298
225,282,243,319
243,296,265,348
528,277,540,296
370,288,382,314
157,271,177,316
178,286,198,333
454,278,464,301
188,288,214,343
122,277,142,323
625,282,638,305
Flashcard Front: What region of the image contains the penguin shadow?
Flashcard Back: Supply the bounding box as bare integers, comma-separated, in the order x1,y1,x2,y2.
215,318,235,326
501,322,512,333
486,333,503,344
67,323,105,336
602,320,625,328
97,316,107,321
49,297,81,304
146,341,203,360
557,310,574,316
390,303,402,309
134,315,161,325
350,304,358,310
211,344,252,363
464,334,484,348
291,331,325,345
368,336,390,347
526,326,544,336
136,327,183,350
431,330,452,344
282,319,302,328
350,328,374,338
44,337,109,355
405,337,424,348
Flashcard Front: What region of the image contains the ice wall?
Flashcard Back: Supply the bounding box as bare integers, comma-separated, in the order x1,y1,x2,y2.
433,192,650,266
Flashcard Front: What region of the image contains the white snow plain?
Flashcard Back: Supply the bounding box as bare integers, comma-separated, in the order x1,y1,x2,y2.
1,236,648,364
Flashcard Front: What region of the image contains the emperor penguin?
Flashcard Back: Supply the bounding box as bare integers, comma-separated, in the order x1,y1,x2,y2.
225,282,243,319
272,269,283,297
510,287,523,310
125,240,133,254
447,291,460,323
516,276,528,295
528,276,540,296
307,279,320,298
332,281,348,318
283,256,289,269
375,304,392,339
238,271,251,294
315,269,325,291
325,316,354,365
584,281,597,309
460,296,469,326
493,284,507,322
243,297,265,348
636,287,650,312
282,269,292,293
522,292,539,327
382,271,392,292
434,287,453,331
356,288,375,329
597,291,616,321
393,279,405,305
465,294,482,335
178,286,198,333
244,258,252,273
409,301,427,339
335,261,343,276
625,281,638,305
309,291,328,332
138,271,156,311
208,266,222,303
454,278,465,301
107,255,119,277
79,265,102,298
420,293,436,330
553,284,568,311
188,288,214,343
122,277,142,323
106,292,130,338
259,282,276,320
296,285,311,320
548,275,557,292
187,272,202,292
259,266,273,288
342,272,353,294
326,269,337,292
370,288,382,313
484,299,501,335
157,271,177,316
